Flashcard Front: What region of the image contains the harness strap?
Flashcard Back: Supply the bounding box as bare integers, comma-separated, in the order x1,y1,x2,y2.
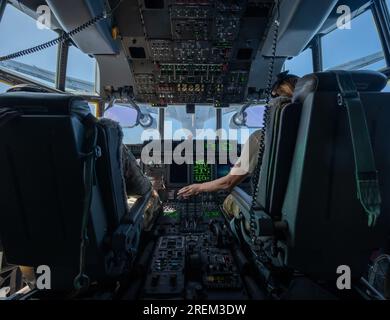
73,115,100,292
334,70,381,227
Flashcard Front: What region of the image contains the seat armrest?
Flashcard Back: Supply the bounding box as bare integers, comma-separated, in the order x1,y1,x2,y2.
109,191,152,276
230,187,253,214
124,191,152,225
230,187,276,235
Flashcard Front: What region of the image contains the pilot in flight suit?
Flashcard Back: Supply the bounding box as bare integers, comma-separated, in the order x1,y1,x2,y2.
178,71,300,223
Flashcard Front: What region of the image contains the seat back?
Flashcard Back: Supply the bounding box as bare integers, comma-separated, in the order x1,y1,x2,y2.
0,93,108,288
267,102,302,218
95,119,129,231
255,99,302,219
282,71,390,280
0,92,148,290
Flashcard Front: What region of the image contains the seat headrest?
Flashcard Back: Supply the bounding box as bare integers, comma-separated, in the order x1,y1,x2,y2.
0,92,91,119
293,70,388,103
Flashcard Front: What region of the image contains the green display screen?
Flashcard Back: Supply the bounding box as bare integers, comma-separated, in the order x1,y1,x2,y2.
193,160,213,183
205,211,221,219
164,210,179,219
205,142,234,152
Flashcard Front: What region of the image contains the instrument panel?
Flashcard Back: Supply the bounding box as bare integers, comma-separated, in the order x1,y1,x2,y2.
130,140,248,189
117,0,274,105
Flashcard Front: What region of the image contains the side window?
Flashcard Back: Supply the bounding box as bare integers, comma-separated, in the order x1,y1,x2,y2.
322,10,386,71
284,48,313,77
0,81,11,93
382,81,390,92
66,45,96,94
0,5,58,87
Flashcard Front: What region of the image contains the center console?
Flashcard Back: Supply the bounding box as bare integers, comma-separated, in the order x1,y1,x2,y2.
140,194,251,300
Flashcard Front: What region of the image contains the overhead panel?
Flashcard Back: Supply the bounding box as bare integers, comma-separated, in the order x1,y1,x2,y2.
116,0,274,105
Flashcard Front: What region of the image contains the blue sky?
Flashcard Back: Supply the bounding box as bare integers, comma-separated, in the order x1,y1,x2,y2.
0,82,10,92
322,10,385,70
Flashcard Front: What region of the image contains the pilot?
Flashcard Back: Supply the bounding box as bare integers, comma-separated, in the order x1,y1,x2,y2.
178,71,300,219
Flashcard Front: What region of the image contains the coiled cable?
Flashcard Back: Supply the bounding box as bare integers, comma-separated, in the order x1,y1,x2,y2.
249,0,281,267
0,0,123,62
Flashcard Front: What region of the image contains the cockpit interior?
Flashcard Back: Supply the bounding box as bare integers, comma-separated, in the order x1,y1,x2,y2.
0,0,390,302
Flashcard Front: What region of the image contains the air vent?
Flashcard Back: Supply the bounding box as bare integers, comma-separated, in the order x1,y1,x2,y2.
237,48,253,60
186,104,195,114
129,47,146,59
248,87,257,95
244,5,270,18
145,0,164,9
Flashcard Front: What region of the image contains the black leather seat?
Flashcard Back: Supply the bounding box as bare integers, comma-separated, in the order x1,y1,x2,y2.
234,97,302,245
281,71,390,280
0,92,150,290
255,99,302,219
233,71,390,285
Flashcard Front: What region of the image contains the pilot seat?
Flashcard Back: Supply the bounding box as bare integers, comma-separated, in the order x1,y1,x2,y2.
0,92,151,292
231,70,390,297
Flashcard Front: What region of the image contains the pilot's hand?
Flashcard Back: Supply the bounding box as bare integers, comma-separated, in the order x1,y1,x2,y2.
177,184,202,199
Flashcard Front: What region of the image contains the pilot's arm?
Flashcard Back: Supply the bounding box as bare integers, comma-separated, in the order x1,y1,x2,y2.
177,131,262,198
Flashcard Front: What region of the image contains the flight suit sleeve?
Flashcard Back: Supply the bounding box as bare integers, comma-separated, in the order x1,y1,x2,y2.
230,130,263,176
122,145,152,197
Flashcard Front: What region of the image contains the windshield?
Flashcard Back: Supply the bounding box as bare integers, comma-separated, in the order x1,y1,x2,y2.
121,104,159,144
112,103,264,145
221,105,264,145
164,105,216,140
